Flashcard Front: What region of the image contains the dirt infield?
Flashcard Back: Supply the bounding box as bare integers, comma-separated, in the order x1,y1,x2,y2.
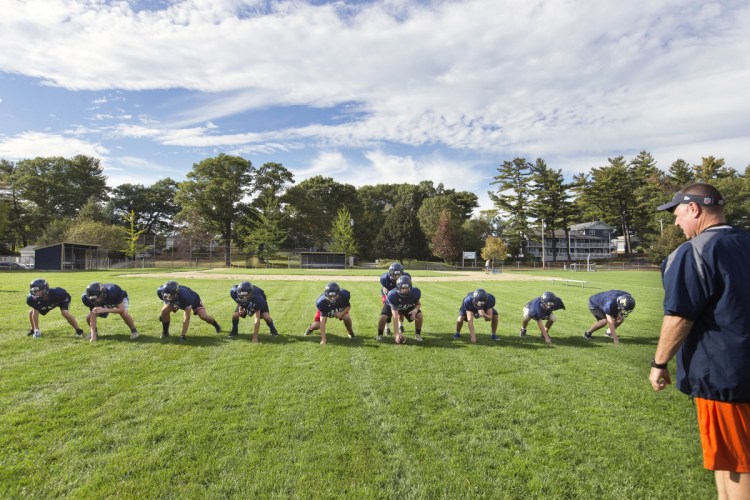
128,270,553,282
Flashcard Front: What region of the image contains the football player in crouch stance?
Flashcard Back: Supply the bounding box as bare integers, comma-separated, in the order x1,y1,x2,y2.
454,288,498,344
82,282,139,342
157,280,221,342
26,279,85,338
520,291,565,345
304,282,355,345
386,275,423,344
228,281,279,342
376,262,411,341
583,290,635,345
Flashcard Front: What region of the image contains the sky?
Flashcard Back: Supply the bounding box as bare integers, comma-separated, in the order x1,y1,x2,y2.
1,0,749,212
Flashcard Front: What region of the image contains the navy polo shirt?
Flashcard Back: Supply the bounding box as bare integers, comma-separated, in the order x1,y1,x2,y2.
662,225,750,402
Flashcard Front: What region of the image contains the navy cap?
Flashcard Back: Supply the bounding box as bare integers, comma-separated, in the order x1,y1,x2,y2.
657,192,725,212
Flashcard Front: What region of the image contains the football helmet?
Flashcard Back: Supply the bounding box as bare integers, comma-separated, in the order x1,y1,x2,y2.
388,262,405,280
472,288,488,308
617,294,636,317
237,281,254,300
30,278,49,298
324,282,341,303
86,282,105,302
540,291,557,308
396,275,412,296
162,280,180,302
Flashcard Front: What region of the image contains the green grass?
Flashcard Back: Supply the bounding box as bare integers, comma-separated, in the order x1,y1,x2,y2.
0,269,713,498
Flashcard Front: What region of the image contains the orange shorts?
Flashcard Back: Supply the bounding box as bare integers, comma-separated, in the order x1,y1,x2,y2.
695,397,750,472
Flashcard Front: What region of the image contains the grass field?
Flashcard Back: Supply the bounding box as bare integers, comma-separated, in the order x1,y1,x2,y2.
0,268,713,498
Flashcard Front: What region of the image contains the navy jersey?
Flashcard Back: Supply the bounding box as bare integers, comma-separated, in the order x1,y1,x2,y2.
459,292,496,315
316,289,352,318
380,271,412,296
82,284,128,310
525,296,565,320
157,285,203,310
27,287,72,315
229,285,269,314
386,287,422,312
662,226,750,402
588,290,629,317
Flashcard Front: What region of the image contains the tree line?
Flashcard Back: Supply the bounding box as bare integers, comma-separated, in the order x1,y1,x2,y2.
1,152,748,265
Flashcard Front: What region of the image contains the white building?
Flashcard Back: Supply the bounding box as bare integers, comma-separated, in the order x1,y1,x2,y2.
526,221,615,262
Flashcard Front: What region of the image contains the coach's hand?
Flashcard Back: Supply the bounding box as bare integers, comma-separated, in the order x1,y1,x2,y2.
649,367,671,391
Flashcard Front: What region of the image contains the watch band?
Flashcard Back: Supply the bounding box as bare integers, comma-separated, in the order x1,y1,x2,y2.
651,358,668,369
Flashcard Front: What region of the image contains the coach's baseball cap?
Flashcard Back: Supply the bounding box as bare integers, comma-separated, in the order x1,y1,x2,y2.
657,191,725,212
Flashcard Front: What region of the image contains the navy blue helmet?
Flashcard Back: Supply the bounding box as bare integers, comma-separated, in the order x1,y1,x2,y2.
237,281,254,300
617,294,636,316
86,282,105,302
30,278,49,297
324,282,341,303
162,280,180,301
396,275,412,296
472,288,488,308
388,262,405,280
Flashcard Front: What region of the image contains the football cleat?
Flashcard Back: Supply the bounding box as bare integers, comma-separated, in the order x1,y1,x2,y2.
179,335,186,342
26,329,34,336
399,325,405,334
384,326,391,336
376,334,384,341
347,331,355,339
228,332,238,338
33,330,42,338
453,333,461,339
270,330,279,336
583,331,592,340
415,334,423,342
160,332,170,339
130,331,140,340
491,334,499,341
519,328,527,338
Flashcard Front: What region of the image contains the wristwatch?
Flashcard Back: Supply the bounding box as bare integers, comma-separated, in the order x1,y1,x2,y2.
651,358,668,369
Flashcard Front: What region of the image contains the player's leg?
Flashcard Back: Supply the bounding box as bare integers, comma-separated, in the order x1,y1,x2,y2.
489,309,499,340
343,313,355,339
61,309,84,338
584,308,607,339
414,310,423,342
195,306,221,333
160,303,175,338
454,314,465,339
261,311,279,335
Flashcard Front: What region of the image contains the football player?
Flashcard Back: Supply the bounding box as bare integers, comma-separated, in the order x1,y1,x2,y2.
376,262,412,341
157,280,221,342
303,282,355,345
386,275,423,344
583,290,636,345
454,288,498,344
520,291,565,345
82,282,139,342
26,278,84,338
229,281,279,342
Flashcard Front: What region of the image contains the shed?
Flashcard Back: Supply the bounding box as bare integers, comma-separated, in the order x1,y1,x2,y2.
34,242,100,271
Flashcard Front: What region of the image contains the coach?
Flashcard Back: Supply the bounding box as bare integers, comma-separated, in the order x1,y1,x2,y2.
650,182,750,498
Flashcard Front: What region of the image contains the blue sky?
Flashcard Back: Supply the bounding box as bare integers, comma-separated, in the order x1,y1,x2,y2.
1,0,749,212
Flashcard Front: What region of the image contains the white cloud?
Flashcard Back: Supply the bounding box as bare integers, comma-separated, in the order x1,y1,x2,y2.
0,131,108,159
